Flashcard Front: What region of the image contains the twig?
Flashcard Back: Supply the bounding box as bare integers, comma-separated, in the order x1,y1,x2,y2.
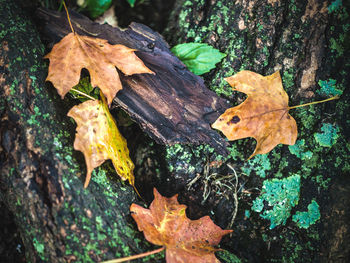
70,88,96,101
101,247,165,263
227,164,239,228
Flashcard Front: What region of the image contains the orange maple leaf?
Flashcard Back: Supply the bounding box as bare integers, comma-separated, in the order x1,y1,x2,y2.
130,188,232,263
44,32,154,105
212,70,297,159
67,95,134,188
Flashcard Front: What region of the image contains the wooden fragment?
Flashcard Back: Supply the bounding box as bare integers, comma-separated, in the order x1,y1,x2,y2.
36,8,231,154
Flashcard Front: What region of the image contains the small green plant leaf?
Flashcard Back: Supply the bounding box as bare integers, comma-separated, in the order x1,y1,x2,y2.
126,0,137,7
171,43,226,75
69,77,99,102
78,0,112,18
292,200,320,229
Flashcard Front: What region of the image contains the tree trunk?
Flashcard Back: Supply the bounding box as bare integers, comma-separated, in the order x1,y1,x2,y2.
0,0,163,262
163,0,350,262
1,0,349,262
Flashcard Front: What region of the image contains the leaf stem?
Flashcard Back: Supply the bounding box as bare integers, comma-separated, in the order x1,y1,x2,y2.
288,95,340,110
228,95,340,121
101,247,165,263
71,88,96,101
62,1,75,34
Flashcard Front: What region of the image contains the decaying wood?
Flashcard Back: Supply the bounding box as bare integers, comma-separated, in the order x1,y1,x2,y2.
36,8,231,154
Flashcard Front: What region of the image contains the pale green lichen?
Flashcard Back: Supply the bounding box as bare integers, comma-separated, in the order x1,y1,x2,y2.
314,123,339,147
252,175,301,229
242,154,271,178
328,0,342,14
317,79,343,96
288,139,313,160
292,200,321,229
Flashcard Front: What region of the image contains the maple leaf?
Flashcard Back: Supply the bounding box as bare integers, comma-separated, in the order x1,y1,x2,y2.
67,95,134,188
45,32,154,105
130,188,232,263
212,70,297,159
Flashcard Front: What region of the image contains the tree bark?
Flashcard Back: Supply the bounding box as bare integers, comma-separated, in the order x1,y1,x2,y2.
0,0,163,262
163,0,350,262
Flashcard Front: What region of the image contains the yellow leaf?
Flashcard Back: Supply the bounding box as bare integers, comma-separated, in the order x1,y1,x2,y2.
212,70,297,159
67,96,134,188
45,32,154,105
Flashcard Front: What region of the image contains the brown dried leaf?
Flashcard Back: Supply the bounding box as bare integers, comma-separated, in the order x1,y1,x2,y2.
67,97,134,188
130,188,232,263
45,32,154,105
212,70,297,158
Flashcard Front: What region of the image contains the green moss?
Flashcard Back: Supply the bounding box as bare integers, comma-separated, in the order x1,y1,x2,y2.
313,174,331,189
293,200,321,229
281,239,304,263
216,250,242,263
91,167,120,199
211,77,235,97
32,238,46,260
314,123,339,147
252,175,301,229
141,249,165,262
288,139,313,160
165,144,203,174
329,37,344,57
297,105,318,131
282,69,295,89
225,141,248,161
